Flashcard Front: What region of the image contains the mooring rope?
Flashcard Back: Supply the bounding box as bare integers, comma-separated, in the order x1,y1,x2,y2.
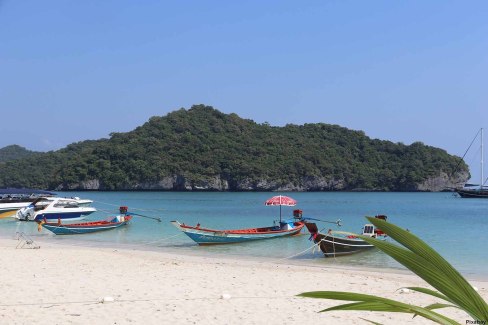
273,237,328,262
89,206,162,222
96,207,116,214
93,200,165,213
0,294,300,308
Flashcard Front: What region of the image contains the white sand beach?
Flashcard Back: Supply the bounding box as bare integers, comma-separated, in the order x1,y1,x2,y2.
0,237,486,325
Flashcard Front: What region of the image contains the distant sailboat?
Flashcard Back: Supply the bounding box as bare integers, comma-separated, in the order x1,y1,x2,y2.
456,128,488,198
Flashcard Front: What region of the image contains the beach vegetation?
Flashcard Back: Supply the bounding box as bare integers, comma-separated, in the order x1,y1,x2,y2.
298,217,488,324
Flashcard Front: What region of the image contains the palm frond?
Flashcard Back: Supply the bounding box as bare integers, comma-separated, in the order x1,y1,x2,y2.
403,287,453,304
299,291,459,324
359,317,383,325
357,218,488,320
298,219,488,323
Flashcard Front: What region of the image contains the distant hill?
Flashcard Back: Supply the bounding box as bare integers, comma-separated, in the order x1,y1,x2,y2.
0,105,469,191
0,145,38,163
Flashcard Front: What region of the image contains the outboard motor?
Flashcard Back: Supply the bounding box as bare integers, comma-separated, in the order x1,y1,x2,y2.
115,206,129,222
293,209,303,220
362,224,376,237
16,205,35,221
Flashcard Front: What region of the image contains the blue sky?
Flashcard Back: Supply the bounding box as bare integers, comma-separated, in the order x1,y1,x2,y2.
1,1,487,179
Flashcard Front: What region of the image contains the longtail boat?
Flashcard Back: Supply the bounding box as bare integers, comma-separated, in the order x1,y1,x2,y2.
39,206,132,235
171,220,304,245
172,196,305,245
304,215,387,257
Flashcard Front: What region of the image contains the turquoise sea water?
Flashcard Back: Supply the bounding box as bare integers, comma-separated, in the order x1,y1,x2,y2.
1,192,487,279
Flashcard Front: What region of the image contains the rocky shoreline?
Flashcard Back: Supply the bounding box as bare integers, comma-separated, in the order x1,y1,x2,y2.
57,170,469,192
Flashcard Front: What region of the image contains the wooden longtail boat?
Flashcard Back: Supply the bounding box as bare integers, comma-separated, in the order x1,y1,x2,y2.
304,215,387,257
172,196,304,245
171,220,304,245
39,206,132,235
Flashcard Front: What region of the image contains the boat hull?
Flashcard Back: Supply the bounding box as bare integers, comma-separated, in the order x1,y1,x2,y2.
42,216,132,235
33,211,95,222
304,221,377,257
310,232,374,256
16,205,97,221
0,202,34,219
171,221,304,245
456,189,488,198
0,207,22,219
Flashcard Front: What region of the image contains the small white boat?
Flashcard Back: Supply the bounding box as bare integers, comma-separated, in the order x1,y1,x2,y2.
15,197,96,222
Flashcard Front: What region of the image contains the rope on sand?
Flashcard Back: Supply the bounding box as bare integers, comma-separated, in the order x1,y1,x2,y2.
141,232,183,245
0,295,301,308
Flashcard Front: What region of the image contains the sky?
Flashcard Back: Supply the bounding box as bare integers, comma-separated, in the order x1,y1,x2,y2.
1,1,487,180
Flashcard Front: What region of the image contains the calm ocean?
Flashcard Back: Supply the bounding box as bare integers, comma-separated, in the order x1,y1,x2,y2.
1,191,487,279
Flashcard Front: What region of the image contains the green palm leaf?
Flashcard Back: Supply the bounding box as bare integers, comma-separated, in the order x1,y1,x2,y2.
411,303,458,319
359,317,383,325
354,235,471,311
358,218,488,320
298,219,488,323
423,303,458,311
332,231,475,316
366,218,487,314
323,301,403,312
403,287,454,304
299,291,459,324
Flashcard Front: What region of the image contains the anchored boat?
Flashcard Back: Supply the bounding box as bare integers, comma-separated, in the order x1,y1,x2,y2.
172,195,304,245
39,206,132,235
305,215,388,257
171,220,304,245
15,197,96,222
455,128,488,198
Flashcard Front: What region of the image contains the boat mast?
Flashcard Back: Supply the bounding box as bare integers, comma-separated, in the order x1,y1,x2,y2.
481,127,484,190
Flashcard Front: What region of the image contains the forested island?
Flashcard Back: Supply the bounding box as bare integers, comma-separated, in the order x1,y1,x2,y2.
0,105,469,191
0,145,38,162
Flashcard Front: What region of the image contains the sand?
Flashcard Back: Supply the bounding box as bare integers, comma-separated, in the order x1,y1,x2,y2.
0,236,486,325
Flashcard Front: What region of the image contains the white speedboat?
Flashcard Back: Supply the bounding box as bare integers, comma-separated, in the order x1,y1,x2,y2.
0,188,56,219
15,197,96,222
